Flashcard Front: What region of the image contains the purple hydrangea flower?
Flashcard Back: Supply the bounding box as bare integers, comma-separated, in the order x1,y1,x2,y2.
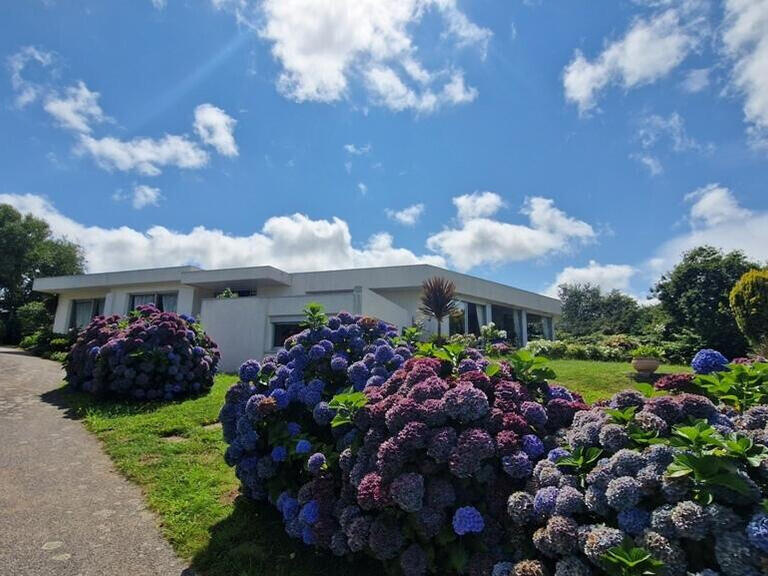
521,434,545,460
746,512,768,553
299,499,319,525
618,508,651,535
502,452,532,479
307,452,326,475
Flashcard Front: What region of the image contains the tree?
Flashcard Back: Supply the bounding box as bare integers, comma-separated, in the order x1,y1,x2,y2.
652,246,758,359
420,276,458,343
0,204,84,342
557,283,603,336
599,290,642,335
730,268,768,356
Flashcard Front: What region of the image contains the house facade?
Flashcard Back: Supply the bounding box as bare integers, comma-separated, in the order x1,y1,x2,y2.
33,264,561,372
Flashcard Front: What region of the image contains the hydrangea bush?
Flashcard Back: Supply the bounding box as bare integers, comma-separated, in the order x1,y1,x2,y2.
221,323,768,575
65,305,220,400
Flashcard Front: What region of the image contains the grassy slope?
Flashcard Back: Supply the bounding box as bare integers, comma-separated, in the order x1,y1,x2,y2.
50,359,690,575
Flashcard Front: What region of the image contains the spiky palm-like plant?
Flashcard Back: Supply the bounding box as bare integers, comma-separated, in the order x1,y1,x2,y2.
420,276,458,343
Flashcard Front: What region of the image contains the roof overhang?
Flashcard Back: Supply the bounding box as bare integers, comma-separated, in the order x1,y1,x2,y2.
32,266,200,294
180,266,292,290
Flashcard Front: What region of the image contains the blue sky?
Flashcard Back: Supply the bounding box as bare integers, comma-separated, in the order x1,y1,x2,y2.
2,0,767,300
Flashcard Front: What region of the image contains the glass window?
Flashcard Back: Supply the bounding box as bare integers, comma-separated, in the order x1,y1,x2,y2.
467,302,486,336
159,293,178,313
71,298,105,329
130,292,178,312
273,322,303,348
449,301,466,335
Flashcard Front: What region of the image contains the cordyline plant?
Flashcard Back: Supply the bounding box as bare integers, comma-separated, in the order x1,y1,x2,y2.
419,276,458,343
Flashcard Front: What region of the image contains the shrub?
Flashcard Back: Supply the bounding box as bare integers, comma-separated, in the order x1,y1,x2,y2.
65,305,220,400
19,328,74,359
730,269,768,356
221,310,592,574
630,345,663,359
16,301,52,337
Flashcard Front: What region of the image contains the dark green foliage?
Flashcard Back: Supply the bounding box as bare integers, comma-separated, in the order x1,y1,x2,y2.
652,246,757,358
0,203,84,343
558,284,643,336
693,361,768,411
19,328,75,359
16,300,52,337
602,540,664,576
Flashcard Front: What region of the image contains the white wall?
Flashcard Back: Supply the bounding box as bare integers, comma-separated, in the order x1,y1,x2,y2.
360,288,411,331
200,297,267,373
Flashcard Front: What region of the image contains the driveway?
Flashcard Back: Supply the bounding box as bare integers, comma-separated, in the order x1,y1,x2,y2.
0,347,191,576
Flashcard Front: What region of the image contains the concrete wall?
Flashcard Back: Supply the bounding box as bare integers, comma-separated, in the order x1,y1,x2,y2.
360,288,411,331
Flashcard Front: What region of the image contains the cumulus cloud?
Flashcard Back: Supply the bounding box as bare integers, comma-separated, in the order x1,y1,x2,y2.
545,260,638,297
344,143,371,155
222,0,490,112
427,195,596,270
650,183,768,275
193,103,238,157
563,4,704,113
6,46,54,108
722,0,768,148
386,203,425,226
43,81,107,133
453,191,505,221
0,193,444,273
77,134,209,176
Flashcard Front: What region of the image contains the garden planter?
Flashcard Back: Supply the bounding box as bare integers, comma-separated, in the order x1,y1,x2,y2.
631,356,660,375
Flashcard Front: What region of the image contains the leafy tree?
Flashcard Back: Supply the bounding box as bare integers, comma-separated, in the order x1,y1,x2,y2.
652,246,758,359
557,283,603,336
0,204,84,342
16,301,52,337
557,284,642,336
420,276,458,343
730,268,768,355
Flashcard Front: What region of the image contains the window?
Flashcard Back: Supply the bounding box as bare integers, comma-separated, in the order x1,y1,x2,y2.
448,300,487,336
129,292,178,313
70,298,106,329
273,322,303,348
449,302,466,336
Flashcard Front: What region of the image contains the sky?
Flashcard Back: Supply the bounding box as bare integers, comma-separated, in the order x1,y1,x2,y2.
1,0,768,301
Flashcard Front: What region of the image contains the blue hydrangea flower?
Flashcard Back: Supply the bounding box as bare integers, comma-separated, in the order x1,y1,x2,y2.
502,452,532,479
269,388,289,410
239,359,261,382
521,434,545,460
286,422,301,436
746,512,768,553
299,499,319,525
533,486,559,519
271,446,287,462
618,508,651,535
295,439,311,454
691,349,729,374
301,525,315,545
452,506,484,535
312,401,335,426
548,447,570,462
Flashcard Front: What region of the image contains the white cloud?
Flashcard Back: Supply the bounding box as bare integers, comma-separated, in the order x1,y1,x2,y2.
453,191,505,221
77,134,209,176
681,67,710,92
650,183,768,275
6,46,54,108
236,0,489,112
427,195,596,270
151,0,167,8
685,183,753,227
193,103,238,157
637,112,706,152
631,153,664,175
722,0,768,148
43,81,106,133
563,6,703,113
386,203,425,226
0,194,444,273
131,185,163,209
357,182,368,195
344,143,371,155
545,260,638,297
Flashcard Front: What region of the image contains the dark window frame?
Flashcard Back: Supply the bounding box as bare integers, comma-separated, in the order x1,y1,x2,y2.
69,298,106,329
272,321,303,348
128,291,179,313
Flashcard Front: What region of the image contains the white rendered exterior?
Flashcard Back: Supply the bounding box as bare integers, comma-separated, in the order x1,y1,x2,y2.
33,264,561,372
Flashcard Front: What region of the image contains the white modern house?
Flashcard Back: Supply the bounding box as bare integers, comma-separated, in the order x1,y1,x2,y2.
33,264,561,372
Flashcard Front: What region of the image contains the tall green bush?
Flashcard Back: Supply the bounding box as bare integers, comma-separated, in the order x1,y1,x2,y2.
16,301,52,337
730,269,768,355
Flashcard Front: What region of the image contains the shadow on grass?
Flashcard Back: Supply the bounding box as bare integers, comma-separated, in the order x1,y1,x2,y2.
40,384,197,420
191,495,383,576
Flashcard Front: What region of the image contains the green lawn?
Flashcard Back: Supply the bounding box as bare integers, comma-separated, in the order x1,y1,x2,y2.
548,359,690,403
45,358,689,575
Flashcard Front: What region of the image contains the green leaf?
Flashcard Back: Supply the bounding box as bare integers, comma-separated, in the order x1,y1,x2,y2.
485,362,501,378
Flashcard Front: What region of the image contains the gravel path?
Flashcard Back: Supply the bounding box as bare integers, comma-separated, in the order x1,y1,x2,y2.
0,346,192,576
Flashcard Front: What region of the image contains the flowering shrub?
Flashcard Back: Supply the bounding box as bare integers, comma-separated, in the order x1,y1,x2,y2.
221,332,768,575
691,348,730,374
65,305,219,400
503,388,768,576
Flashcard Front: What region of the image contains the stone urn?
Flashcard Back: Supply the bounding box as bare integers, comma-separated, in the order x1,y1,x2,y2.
632,357,660,375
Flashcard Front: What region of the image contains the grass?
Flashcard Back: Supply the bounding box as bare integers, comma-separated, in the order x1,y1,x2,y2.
43,376,377,576
547,359,690,403
43,358,690,575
